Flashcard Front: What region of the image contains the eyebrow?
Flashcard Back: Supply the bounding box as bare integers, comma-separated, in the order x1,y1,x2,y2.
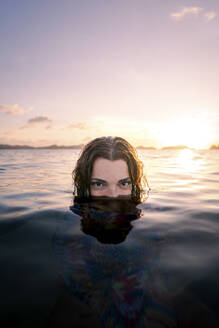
91,177,131,183
118,177,131,183
90,178,106,183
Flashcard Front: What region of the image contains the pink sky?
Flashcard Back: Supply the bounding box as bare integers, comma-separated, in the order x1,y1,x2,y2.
0,1,218,148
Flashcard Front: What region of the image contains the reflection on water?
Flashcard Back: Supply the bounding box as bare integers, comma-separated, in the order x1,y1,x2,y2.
51,198,179,327
0,149,219,327
167,149,206,192
174,148,205,174
71,196,141,244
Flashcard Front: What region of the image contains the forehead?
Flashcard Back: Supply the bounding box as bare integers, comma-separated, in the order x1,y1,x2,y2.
91,158,129,180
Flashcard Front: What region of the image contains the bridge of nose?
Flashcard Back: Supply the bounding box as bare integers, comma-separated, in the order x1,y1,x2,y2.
107,183,120,197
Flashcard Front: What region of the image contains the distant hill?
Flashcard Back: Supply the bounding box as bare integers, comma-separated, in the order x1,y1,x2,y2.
0,144,33,149
1,143,217,150
161,145,188,150
0,144,83,149
136,146,156,150
0,143,158,150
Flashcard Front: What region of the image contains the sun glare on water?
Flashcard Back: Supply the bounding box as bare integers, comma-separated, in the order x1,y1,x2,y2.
159,116,212,149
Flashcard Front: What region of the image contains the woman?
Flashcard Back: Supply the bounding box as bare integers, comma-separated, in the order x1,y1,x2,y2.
69,136,144,245
72,136,148,203
70,136,146,244
48,137,179,327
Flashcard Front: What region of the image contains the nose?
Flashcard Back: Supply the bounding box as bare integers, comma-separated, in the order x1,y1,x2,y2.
107,186,120,198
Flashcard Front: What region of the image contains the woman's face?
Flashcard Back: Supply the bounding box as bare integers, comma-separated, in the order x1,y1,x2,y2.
90,158,132,197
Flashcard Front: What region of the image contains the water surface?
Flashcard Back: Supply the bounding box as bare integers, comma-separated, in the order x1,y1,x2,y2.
0,148,219,327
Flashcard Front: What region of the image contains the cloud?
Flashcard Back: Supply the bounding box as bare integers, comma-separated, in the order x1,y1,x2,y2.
170,7,203,21
170,7,217,23
20,116,52,129
204,11,217,22
28,116,52,124
0,104,25,115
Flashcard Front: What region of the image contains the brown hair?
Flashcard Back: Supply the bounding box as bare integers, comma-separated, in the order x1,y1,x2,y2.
72,136,147,202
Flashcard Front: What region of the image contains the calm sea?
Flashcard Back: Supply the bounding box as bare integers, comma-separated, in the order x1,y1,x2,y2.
0,148,219,327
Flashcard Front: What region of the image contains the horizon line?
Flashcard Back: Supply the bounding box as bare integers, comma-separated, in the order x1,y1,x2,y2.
0,143,218,150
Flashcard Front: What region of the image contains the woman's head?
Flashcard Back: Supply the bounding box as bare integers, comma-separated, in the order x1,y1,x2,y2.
72,136,146,202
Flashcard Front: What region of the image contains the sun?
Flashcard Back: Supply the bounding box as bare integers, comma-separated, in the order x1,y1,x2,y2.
158,116,213,149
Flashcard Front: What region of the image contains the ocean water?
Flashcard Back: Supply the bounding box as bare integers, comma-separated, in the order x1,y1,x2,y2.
0,148,219,327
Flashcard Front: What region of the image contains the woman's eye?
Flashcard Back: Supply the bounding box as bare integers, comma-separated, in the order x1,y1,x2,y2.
120,181,131,188
91,182,104,188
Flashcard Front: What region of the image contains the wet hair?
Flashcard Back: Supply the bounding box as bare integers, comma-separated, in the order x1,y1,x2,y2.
72,136,147,202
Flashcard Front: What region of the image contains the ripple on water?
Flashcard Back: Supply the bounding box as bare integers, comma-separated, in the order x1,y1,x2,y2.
0,203,29,215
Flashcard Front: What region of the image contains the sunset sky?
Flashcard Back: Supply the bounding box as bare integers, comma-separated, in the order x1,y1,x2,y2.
0,0,219,149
